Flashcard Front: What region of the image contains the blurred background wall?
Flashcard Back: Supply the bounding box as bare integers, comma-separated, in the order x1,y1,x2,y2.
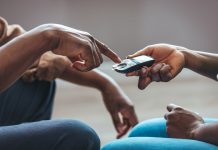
1,0,218,144
1,0,218,58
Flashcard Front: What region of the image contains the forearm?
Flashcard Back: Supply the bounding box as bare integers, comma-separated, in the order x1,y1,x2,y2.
0,25,55,91
193,123,218,146
181,49,218,81
60,67,121,92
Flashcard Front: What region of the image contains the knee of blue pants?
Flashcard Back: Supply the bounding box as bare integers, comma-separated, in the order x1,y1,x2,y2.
56,119,100,150
101,137,218,150
0,119,100,150
128,118,218,138
128,118,167,138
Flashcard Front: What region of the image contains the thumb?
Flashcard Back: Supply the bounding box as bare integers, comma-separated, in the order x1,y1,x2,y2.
70,54,92,72
22,68,37,82
127,46,153,58
127,50,144,58
72,61,90,72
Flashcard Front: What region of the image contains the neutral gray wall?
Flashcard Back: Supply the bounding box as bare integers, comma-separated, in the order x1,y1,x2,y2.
1,0,218,59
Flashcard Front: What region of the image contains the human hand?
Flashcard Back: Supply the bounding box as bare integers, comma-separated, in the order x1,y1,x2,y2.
164,104,204,139
0,17,25,45
42,24,121,71
126,44,186,90
22,52,70,82
102,83,138,139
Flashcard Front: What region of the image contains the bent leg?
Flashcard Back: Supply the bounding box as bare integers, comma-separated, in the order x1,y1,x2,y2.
0,119,100,150
129,118,218,138
129,118,167,138
102,137,218,150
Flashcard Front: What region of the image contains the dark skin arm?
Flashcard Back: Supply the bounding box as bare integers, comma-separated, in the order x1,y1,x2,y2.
128,43,218,145
61,67,138,138
193,122,218,146
0,19,135,138
0,25,52,91
0,20,121,91
22,54,138,138
127,44,218,89
181,49,218,81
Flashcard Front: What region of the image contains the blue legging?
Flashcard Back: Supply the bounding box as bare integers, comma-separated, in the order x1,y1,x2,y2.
0,79,100,150
102,118,218,150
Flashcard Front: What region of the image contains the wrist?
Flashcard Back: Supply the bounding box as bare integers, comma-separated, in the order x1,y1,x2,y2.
175,46,190,69
189,123,205,140
36,24,60,51
96,78,113,93
178,47,199,70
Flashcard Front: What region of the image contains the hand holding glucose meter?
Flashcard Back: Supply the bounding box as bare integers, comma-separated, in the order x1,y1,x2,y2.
112,55,155,73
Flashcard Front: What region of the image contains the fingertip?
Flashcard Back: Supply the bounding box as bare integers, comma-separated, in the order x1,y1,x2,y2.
116,125,130,139
116,133,122,139
138,85,145,90
116,57,122,63
108,54,121,63
127,55,132,59
138,78,147,90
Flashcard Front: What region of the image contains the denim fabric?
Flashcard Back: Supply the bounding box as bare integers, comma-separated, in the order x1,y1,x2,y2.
0,79,100,150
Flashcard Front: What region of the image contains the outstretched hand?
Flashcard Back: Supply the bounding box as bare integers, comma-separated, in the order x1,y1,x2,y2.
126,44,186,90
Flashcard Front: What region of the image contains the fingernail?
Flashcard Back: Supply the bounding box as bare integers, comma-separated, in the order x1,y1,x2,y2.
127,55,131,58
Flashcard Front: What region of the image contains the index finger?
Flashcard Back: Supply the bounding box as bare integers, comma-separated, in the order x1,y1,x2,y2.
95,39,121,63
127,46,153,58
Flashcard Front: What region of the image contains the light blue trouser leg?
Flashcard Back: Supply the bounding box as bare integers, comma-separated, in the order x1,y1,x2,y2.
129,118,218,138
102,118,218,150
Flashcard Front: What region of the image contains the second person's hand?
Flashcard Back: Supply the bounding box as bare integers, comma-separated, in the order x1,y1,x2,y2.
164,104,204,139
127,43,187,90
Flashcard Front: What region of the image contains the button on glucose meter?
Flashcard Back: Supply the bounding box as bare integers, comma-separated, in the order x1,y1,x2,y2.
112,55,155,73
117,63,127,68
